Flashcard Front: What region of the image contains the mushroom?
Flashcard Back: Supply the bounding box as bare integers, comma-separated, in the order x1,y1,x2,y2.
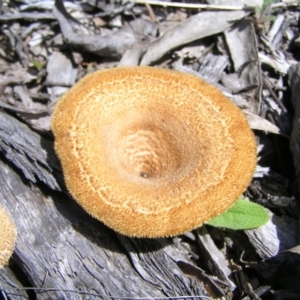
0,206,17,267
51,67,256,237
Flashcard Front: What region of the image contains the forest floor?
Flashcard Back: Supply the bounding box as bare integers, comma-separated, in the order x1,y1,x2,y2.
0,0,300,299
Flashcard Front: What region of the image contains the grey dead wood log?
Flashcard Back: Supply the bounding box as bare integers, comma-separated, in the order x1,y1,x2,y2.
0,111,207,299
0,267,28,299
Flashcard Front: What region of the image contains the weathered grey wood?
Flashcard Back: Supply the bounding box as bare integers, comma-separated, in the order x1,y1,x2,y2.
53,0,157,59
0,113,207,298
0,111,61,190
198,53,229,83
117,235,205,296
140,10,248,66
0,267,28,299
245,212,299,259
224,19,261,114
197,226,235,291
46,52,78,100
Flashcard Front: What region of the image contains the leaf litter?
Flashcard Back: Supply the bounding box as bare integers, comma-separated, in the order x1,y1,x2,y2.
0,0,299,299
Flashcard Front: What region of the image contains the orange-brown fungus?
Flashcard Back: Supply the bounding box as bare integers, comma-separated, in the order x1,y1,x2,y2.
0,206,17,267
51,67,257,237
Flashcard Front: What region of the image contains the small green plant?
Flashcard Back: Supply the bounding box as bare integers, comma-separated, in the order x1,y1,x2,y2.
30,59,46,70
254,0,276,25
206,199,269,230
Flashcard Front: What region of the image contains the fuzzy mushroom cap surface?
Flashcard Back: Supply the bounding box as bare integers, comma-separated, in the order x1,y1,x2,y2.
51,67,257,237
0,206,17,267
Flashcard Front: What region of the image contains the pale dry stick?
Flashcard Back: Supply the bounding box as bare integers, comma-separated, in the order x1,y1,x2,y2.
145,2,157,23
272,1,300,9
128,0,299,10
128,0,248,10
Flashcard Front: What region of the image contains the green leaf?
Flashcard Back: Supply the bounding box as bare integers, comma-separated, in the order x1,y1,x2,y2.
206,199,269,230
30,59,46,70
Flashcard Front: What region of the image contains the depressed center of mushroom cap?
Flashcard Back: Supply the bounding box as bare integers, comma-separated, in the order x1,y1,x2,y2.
107,108,198,183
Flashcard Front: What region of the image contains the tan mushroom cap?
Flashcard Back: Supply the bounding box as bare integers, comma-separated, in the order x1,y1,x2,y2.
0,206,17,267
51,67,256,237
